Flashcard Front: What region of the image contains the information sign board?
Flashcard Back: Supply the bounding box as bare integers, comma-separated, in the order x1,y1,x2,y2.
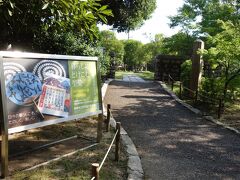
0,51,103,177
0,52,102,134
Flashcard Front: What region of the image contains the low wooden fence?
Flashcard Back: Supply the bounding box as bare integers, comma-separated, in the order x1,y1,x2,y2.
91,104,120,180
167,75,224,118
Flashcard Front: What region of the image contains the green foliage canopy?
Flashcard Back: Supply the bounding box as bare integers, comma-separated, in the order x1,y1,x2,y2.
97,30,125,75
33,31,99,56
169,0,240,36
100,0,157,32
123,39,143,71
99,30,124,66
134,34,164,70
201,20,240,100
162,32,195,58
180,59,192,88
0,0,112,49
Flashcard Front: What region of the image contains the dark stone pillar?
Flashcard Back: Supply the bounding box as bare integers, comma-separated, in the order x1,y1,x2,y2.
190,39,204,96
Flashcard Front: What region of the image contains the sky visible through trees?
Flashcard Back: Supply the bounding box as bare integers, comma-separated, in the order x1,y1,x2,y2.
99,0,184,43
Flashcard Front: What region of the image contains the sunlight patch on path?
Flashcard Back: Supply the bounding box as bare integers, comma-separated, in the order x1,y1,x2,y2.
123,75,146,82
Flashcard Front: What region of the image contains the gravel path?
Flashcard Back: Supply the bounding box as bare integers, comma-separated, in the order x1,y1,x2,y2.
104,80,240,180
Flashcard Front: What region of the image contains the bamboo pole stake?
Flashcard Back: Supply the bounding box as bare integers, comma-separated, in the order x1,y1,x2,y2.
91,163,99,180
218,99,223,119
179,82,182,99
106,104,111,132
97,114,103,143
162,74,165,82
195,90,198,103
115,122,121,161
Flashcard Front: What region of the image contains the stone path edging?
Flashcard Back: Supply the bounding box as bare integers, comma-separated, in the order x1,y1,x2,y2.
102,79,144,180
157,81,240,135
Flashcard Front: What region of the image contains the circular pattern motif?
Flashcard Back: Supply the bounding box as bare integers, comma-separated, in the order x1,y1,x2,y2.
3,62,26,83
33,60,66,81
6,72,42,105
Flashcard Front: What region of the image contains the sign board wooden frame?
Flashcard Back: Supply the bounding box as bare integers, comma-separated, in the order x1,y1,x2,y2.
0,51,103,177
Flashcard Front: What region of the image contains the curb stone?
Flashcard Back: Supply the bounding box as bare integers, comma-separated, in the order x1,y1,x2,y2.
159,81,202,115
101,79,144,180
157,81,240,135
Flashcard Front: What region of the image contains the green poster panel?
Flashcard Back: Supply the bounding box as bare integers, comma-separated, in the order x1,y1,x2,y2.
69,61,99,115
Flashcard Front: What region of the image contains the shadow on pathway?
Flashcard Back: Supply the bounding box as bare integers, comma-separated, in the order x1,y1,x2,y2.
104,80,240,180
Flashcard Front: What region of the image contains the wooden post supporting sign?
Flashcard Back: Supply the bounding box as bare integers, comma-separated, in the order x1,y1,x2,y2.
96,60,104,143
0,110,9,178
0,60,8,178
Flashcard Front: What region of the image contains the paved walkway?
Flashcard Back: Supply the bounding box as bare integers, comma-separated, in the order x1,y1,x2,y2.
104,80,240,179
123,75,146,82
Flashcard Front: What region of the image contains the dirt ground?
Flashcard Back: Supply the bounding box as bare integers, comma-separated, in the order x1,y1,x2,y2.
175,89,240,132
2,117,99,175
10,120,128,180
221,110,240,131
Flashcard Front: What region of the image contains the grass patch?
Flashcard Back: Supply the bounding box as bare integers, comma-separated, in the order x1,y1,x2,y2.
12,129,127,180
135,71,154,80
221,101,240,125
9,117,127,179
166,82,219,116
115,71,134,79
165,82,240,129
115,71,154,80
166,83,180,96
225,101,240,113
